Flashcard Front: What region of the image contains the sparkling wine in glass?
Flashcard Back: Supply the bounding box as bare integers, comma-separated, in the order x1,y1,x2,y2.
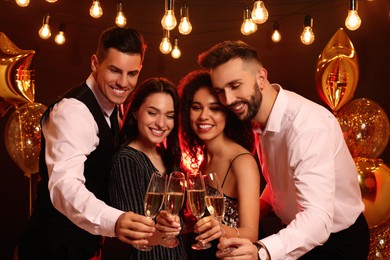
187,171,211,250
204,172,225,222
162,171,185,248
204,172,234,252
135,171,166,251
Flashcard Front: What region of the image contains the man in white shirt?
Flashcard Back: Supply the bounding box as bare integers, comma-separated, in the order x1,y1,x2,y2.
198,40,370,260
18,26,181,259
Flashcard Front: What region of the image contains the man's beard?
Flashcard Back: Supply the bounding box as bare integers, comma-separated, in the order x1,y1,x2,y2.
235,81,262,122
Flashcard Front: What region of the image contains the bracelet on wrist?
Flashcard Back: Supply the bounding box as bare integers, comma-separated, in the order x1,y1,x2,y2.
233,226,240,238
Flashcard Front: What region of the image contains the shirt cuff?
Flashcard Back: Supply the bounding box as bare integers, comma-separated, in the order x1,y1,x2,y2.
100,207,124,237
260,234,287,260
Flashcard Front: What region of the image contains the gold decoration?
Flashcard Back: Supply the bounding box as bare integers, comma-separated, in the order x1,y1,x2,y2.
355,157,390,228
0,32,36,107
4,102,47,175
316,28,358,113
368,218,390,259
337,98,390,158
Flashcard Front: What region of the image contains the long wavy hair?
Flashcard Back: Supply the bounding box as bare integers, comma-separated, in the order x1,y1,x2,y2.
177,70,255,170
119,77,181,172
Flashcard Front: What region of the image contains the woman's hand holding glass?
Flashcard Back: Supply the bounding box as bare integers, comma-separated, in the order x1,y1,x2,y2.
134,171,166,251
162,171,186,248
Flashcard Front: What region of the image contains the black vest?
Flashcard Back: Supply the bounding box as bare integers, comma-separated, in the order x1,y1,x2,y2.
32,82,117,257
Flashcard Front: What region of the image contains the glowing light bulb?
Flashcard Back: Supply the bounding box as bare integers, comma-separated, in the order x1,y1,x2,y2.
15,0,30,7
252,0,268,24
39,14,51,40
345,0,361,31
90,0,103,19
115,2,127,27
55,24,66,45
271,21,281,43
241,7,257,36
159,30,172,54
300,15,315,45
46,0,58,3
171,38,181,59
178,4,192,35
161,0,177,30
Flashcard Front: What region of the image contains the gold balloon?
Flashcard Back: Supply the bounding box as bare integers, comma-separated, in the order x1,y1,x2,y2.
355,157,390,228
337,98,390,158
315,28,359,112
0,32,35,106
368,217,390,259
4,102,47,175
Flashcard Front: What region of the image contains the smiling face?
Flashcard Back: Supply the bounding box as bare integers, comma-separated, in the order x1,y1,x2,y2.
190,86,227,142
92,48,142,105
210,58,263,122
134,92,175,146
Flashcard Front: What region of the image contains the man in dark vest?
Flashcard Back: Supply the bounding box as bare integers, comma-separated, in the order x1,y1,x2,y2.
18,26,157,259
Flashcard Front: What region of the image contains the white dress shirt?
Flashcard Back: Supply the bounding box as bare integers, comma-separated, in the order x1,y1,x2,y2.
256,84,364,260
42,74,123,237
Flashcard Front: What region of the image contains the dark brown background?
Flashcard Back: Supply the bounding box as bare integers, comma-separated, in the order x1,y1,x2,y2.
1,0,389,259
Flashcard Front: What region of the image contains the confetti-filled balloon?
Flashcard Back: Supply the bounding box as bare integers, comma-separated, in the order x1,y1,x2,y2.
315,28,358,113
368,218,390,259
0,32,36,107
4,102,47,175
337,98,390,158
355,157,390,228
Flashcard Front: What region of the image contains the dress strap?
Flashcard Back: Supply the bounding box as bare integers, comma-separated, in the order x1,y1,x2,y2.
221,152,252,188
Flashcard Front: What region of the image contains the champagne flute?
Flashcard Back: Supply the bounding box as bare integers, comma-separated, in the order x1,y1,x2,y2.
204,172,233,252
187,171,212,250
162,171,186,248
135,171,166,251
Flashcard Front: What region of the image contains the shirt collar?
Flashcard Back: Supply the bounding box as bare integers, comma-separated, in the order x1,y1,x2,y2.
254,84,287,135
86,73,116,117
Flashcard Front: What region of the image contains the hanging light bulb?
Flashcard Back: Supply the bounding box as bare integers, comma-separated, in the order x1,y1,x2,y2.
171,38,181,59
15,0,30,7
90,0,103,18
178,4,192,35
159,30,172,54
345,0,361,31
115,2,127,27
55,23,66,45
39,14,52,40
161,0,177,31
251,0,268,24
241,7,257,36
300,15,315,45
46,0,58,3
271,21,281,43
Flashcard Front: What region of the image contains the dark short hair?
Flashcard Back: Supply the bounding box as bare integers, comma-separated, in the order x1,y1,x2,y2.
96,26,146,62
178,69,255,169
198,40,262,69
120,77,181,172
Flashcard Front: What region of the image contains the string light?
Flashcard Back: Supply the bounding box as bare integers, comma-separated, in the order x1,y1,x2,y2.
271,21,281,43
39,13,52,40
345,0,361,31
90,0,103,19
46,0,58,3
54,23,66,45
115,2,127,27
178,4,192,35
241,6,257,36
252,0,269,24
15,0,30,7
159,29,172,54
171,38,181,59
161,0,177,31
300,15,315,45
